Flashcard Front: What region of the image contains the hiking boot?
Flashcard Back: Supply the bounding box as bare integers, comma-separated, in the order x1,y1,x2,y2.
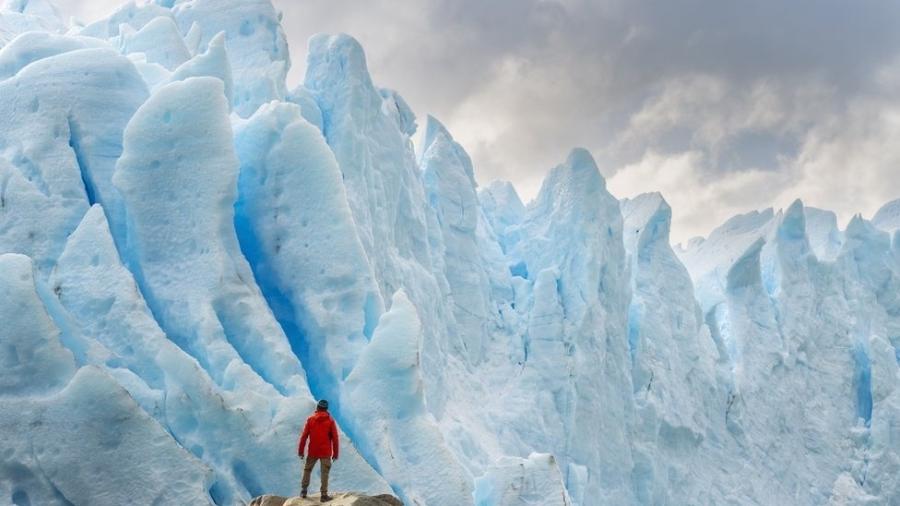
300,489,307,498
320,494,333,502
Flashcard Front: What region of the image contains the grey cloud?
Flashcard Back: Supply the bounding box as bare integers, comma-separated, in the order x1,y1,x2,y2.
49,0,900,240
275,1,899,174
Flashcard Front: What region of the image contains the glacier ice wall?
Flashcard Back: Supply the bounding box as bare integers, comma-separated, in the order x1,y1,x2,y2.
1,1,899,505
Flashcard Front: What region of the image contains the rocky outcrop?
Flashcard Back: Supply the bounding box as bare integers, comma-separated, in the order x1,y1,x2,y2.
250,493,403,506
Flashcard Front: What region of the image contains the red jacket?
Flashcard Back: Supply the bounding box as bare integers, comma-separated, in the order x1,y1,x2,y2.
298,410,339,459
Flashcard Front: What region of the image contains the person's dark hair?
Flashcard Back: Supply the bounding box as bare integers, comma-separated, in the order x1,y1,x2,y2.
317,399,329,411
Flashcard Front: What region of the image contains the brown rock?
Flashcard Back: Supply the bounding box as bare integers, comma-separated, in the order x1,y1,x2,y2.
372,495,403,506
249,495,288,506
252,492,402,506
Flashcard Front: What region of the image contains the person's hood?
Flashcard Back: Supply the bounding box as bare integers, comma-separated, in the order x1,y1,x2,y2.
310,410,331,421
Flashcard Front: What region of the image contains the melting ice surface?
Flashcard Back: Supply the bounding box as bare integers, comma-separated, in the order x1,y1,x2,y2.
1,1,899,505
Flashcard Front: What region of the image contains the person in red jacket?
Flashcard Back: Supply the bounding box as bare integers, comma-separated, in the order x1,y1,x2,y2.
298,399,339,501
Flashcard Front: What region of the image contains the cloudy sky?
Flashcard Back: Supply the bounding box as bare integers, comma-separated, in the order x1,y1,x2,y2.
58,0,900,242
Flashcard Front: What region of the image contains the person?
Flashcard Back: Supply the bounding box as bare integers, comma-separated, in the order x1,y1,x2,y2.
298,399,339,502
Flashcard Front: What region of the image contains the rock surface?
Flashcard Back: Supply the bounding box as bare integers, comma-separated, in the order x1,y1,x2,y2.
250,493,403,506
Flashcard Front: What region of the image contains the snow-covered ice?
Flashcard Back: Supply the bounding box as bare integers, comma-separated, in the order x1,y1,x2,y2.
1,1,899,505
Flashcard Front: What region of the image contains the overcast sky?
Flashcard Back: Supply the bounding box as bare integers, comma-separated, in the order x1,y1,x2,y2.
58,0,900,242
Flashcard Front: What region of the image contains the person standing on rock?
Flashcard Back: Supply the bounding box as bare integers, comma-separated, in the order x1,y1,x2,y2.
298,399,339,502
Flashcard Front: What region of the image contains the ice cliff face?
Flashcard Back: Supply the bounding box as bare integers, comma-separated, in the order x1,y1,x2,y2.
1,1,899,505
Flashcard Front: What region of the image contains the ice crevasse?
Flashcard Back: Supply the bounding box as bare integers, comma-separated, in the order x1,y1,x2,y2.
1,1,899,505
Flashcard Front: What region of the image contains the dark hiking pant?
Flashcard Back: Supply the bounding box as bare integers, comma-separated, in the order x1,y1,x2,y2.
301,457,332,494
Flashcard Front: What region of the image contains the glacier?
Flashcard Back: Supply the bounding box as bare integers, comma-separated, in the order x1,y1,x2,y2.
1,1,899,505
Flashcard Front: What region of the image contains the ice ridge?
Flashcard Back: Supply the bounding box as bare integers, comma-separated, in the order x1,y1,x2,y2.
0,2,899,505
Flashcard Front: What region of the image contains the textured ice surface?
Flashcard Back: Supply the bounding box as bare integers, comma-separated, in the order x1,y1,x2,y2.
873,198,900,233
79,1,172,38
0,254,212,506
0,0,62,46
233,100,381,410
499,148,636,505
421,116,506,366
167,31,232,99
0,44,147,272
2,1,900,505
113,76,306,396
343,290,473,505
478,180,525,253
805,206,845,261
170,0,290,117
474,453,571,506
48,205,389,504
621,193,724,505
117,15,189,70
